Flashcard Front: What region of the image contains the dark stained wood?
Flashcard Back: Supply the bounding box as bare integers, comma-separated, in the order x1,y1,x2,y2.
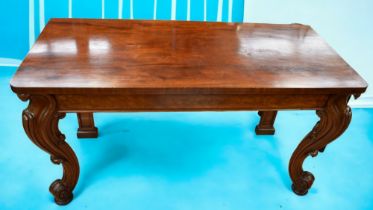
10,19,367,95
19,94,79,205
289,95,352,195
256,111,277,135
10,19,368,205
77,113,98,138
55,94,329,112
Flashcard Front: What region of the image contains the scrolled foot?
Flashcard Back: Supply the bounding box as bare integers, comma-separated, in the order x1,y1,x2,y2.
291,171,314,196
50,179,73,205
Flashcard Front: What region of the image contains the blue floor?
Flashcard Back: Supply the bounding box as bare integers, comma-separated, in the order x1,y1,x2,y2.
0,67,372,210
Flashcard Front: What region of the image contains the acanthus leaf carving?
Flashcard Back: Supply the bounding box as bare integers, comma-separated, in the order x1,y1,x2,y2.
289,94,352,195
21,94,79,205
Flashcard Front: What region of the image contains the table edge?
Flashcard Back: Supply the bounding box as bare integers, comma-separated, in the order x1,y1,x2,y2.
10,84,367,96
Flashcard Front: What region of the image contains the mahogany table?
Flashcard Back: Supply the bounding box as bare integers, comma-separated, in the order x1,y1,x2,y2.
10,19,367,205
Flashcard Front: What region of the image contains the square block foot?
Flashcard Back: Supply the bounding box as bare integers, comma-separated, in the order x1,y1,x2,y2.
77,127,98,138
255,126,275,135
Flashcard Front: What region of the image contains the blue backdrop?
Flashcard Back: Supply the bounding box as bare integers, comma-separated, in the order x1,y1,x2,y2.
0,0,244,62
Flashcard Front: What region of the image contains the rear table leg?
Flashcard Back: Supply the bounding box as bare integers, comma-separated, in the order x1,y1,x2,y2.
255,111,277,135
77,113,98,138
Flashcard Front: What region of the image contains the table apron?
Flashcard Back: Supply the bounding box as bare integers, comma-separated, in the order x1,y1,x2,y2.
55,94,329,112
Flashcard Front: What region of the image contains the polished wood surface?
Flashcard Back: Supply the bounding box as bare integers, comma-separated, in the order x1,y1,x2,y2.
11,19,367,95
10,19,368,205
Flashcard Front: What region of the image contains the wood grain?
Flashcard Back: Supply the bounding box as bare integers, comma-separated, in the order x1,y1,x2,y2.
10,19,368,204
289,94,352,195
19,94,79,205
10,19,367,95
55,94,330,112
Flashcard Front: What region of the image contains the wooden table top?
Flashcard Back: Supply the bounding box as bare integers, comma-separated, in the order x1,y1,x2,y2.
11,18,367,95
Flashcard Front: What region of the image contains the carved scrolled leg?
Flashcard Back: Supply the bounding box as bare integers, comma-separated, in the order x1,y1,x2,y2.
20,94,79,205
255,111,277,135
289,95,352,195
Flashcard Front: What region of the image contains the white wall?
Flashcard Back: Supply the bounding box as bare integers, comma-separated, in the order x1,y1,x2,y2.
244,0,373,107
